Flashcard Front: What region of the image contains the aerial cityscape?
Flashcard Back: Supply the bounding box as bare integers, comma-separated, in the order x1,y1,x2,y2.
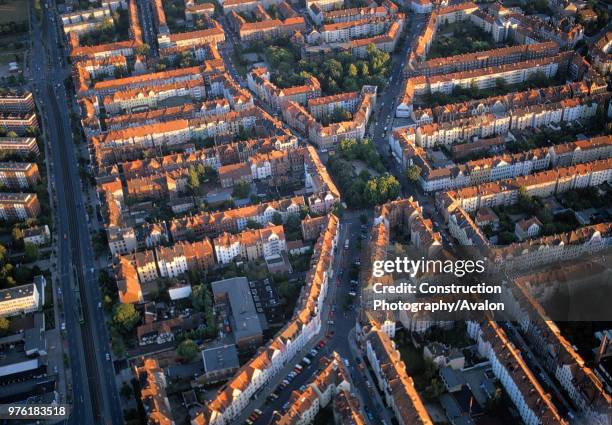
0,0,610,424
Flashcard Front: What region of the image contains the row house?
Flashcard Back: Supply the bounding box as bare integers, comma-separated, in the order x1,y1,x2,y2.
117,238,214,292
307,92,361,120
156,239,215,278
169,196,305,241
237,17,306,42
213,224,286,264
271,353,358,425
0,162,40,190
92,64,207,96
444,157,612,213
305,0,343,12
364,325,434,425
318,14,402,43
467,320,567,425
102,77,206,115
398,52,574,117
157,22,226,50
592,32,611,75
303,145,340,213
134,359,175,425
324,6,388,24
0,193,40,221
222,0,284,14
407,41,560,77
247,67,321,111
192,215,339,425
488,222,612,272
504,273,612,425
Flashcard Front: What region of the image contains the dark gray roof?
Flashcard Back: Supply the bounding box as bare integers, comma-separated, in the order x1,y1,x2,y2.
202,343,239,373
211,277,263,342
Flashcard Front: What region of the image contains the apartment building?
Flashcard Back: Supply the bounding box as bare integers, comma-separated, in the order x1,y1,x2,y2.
0,283,40,317
213,224,286,264
0,137,39,157
134,359,175,425
468,320,567,425
114,255,143,304
247,67,321,111
505,272,612,425
398,52,575,117
442,157,612,213
103,78,206,115
318,14,402,43
0,193,40,220
0,162,40,189
0,91,35,114
364,325,434,425
0,112,38,135
407,41,560,77
592,32,612,75
169,197,305,241
270,353,361,425
192,214,339,425
305,0,343,12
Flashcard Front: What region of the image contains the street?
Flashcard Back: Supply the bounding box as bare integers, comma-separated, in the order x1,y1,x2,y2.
29,1,123,424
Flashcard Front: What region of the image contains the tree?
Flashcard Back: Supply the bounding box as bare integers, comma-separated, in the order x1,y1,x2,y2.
405,165,422,182
177,339,199,361
112,303,140,334
232,181,250,199
0,316,9,336
24,242,38,262
134,43,151,57
120,382,133,399
424,377,445,400
347,63,358,78
272,212,283,225
188,166,200,194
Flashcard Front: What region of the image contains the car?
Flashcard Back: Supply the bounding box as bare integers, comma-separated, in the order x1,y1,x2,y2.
299,385,307,392
327,320,334,325
106,353,111,361
310,349,318,357
318,340,326,348
254,409,263,416
246,420,254,425
61,322,66,331
282,401,290,411
302,357,311,365
331,305,336,312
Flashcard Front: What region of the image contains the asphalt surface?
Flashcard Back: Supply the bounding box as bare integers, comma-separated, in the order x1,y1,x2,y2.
29,2,123,424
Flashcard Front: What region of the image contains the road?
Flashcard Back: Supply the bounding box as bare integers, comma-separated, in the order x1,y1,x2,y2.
135,0,159,57
243,214,395,425
29,2,123,425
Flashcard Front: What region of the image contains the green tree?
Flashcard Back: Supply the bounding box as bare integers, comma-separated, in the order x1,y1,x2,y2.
112,303,140,334
232,181,250,198
177,339,199,361
272,212,283,225
0,316,9,336
134,43,151,57
405,165,422,182
120,382,133,399
188,166,200,193
24,242,38,262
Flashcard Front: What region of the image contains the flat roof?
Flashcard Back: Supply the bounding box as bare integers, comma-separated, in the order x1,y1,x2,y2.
211,277,263,342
